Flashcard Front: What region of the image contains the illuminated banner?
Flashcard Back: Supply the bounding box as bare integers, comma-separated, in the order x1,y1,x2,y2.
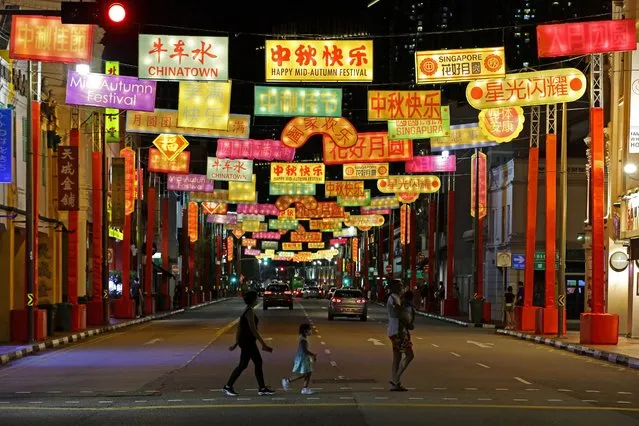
152,133,189,161
405,155,456,173
270,162,325,184
310,219,342,231
307,242,324,249
10,16,93,63
126,110,250,139
337,190,371,207
148,148,190,174
275,195,318,211
268,219,298,231
245,248,261,256
242,238,257,248
262,241,279,250
254,86,342,117
388,106,450,140
330,238,348,246
111,158,126,227
0,109,12,183
57,146,79,211
167,174,214,192
325,180,365,197
228,175,257,203
217,138,295,161
227,236,234,261
537,19,636,58
630,46,639,154
265,40,373,82
370,196,400,209
105,61,120,143
281,116,358,149
343,163,389,180
254,232,281,240
269,182,316,196
334,228,357,238
478,107,525,143
207,214,236,224
415,47,505,84
431,123,497,152
202,202,227,214
237,214,265,222
296,202,345,219
377,175,441,194
138,34,228,80
323,132,413,165
278,208,296,220
466,68,587,110
283,242,302,251
188,202,199,242
178,81,231,130
66,71,157,111
191,190,228,202
120,148,136,215
237,204,279,216
206,157,253,182
361,207,391,215
471,152,487,219
345,214,385,228
290,231,322,243
368,90,441,121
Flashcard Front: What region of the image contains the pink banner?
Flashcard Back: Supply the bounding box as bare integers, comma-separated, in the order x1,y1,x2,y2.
253,231,281,240
167,174,214,192
207,214,237,224
361,208,391,215
237,203,280,216
405,155,456,173
330,238,348,246
244,248,261,256
217,138,295,161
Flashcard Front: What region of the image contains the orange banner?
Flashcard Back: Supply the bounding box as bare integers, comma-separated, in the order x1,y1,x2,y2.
470,152,487,218
227,236,234,261
120,147,136,215
367,90,441,121
148,148,190,174
282,242,302,251
323,132,412,165
325,180,365,197
545,134,557,308
295,202,345,219
188,202,199,242
275,195,318,211
242,238,257,248
281,116,358,149
524,147,539,308
202,201,228,214
590,108,605,313
290,231,322,243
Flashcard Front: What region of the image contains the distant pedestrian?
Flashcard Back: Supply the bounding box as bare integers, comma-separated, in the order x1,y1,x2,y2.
387,279,409,391
223,290,275,397
504,286,515,329
281,323,317,395
394,290,416,388
515,281,524,307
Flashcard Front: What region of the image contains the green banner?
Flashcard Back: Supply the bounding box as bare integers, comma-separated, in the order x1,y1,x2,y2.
105,61,120,143
337,189,371,207
269,182,316,195
388,106,450,140
268,219,299,231
254,85,342,117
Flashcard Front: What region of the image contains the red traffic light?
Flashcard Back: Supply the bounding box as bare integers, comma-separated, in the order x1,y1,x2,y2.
107,2,126,23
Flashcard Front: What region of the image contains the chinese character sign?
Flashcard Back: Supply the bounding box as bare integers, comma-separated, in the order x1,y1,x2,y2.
275,195,318,211
478,106,525,143
66,71,157,111
537,19,636,58
254,232,281,240
206,157,253,182
470,152,487,219
368,90,441,121
138,34,229,80
325,180,365,197
191,190,228,202
377,175,441,194
268,219,299,231
278,208,296,220
342,163,389,180
282,243,302,251
415,47,505,84
430,123,497,152
265,40,373,82
465,68,587,109
152,134,189,161
405,155,457,173
344,214,385,228
202,201,227,214
148,148,190,174
126,109,250,139
228,175,257,203
308,242,325,249
295,202,345,219
167,174,214,192
10,16,93,63
111,158,126,228
188,201,199,242
105,61,120,143
323,132,413,165
0,109,12,183
337,190,371,207
57,146,79,211
217,138,295,161
237,203,280,216
290,231,322,243
227,236,234,261
120,147,135,215
387,106,450,140
310,219,342,231
262,240,279,250
254,86,342,117
281,116,358,149
270,162,325,184
178,81,231,130
242,238,257,248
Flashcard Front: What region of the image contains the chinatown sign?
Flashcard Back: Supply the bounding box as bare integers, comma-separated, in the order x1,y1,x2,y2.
323,132,413,165
270,162,325,184
138,34,229,80
415,47,506,84
167,174,214,192
126,110,250,139
254,85,342,117
368,90,441,120
66,71,157,111
281,116,358,149
377,175,441,194
387,106,450,140
217,138,295,161
152,133,189,161
178,81,231,130
343,163,389,180
478,106,525,143
466,68,587,109
265,40,373,82
206,157,253,182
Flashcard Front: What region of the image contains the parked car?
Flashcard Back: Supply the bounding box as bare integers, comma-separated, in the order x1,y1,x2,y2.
328,289,367,321
303,287,322,299
263,283,293,310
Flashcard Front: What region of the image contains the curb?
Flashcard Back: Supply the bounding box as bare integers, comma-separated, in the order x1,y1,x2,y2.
496,329,639,370
373,302,496,329
0,297,231,367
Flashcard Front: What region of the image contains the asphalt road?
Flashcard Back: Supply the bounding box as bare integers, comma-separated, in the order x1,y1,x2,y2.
0,297,638,425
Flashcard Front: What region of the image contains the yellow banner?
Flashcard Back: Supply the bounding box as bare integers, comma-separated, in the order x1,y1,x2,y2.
309,219,342,231
344,214,385,228
270,163,325,184
308,242,325,249
415,47,506,84
325,180,365,197
190,190,229,202
430,123,497,152
278,208,296,220
368,90,441,121
342,163,389,180
126,109,250,139
478,107,525,143
377,176,441,194
178,81,232,130
228,175,256,203
282,242,302,251
265,40,373,82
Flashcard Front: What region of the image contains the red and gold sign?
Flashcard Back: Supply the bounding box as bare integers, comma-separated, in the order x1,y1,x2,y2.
57,146,79,211
202,201,227,215
278,208,296,220
282,242,302,251
478,106,525,143
367,90,441,121
351,237,359,260
232,229,245,239
310,219,342,231
400,204,411,245
345,214,385,228
241,238,257,248
396,193,420,204
271,162,325,184
152,134,189,161
377,176,441,194
343,163,389,180
281,116,357,149
325,180,365,197
466,68,587,110
323,132,412,165
275,195,318,211
227,236,234,261
308,242,325,249
10,16,93,63
191,190,229,202
296,202,345,219
120,148,136,215
188,201,199,242
415,47,505,84
290,231,322,243
148,148,190,174
470,152,487,219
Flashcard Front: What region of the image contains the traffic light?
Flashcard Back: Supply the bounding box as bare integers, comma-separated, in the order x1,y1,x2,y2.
61,1,137,28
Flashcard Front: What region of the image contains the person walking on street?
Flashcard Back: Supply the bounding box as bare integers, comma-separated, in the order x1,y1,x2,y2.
387,279,408,391
393,290,416,388
504,286,515,329
223,290,275,397
281,323,317,395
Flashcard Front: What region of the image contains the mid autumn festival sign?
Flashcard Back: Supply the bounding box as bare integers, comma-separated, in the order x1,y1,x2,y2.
66,71,157,111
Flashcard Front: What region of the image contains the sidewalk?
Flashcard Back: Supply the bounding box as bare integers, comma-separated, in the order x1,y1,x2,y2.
373,301,496,329
0,297,231,366
497,328,639,370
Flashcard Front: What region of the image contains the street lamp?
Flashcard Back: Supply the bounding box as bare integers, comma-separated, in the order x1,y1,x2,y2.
624,163,637,174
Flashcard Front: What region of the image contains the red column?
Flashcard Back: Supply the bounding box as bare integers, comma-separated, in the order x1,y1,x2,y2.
477,216,484,297
67,130,79,306
377,227,384,302
215,233,221,297
410,208,417,290
86,151,104,325
189,241,196,303
443,187,458,316
181,208,189,306
144,186,156,315
363,232,369,295
388,213,395,280
580,108,619,344
161,197,170,310
121,214,131,301
428,200,436,286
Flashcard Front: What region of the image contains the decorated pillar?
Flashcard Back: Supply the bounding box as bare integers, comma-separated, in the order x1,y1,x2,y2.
143,186,156,315
410,208,417,290
87,147,104,325
161,196,170,310
428,199,435,287
443,175,458,315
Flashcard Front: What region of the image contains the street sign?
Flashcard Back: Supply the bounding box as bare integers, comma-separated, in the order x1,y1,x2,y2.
152,134,189,161
27,293,34,307
558,294,566,307
385,265,392,273
103,289,109,299
512,254,525,270
496,251,512,268
533,251,560,271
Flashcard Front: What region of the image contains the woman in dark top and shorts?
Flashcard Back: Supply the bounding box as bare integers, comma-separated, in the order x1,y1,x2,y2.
223,290,275,396
504,286,515,329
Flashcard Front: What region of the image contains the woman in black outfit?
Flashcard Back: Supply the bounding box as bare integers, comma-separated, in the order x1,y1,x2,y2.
223,291,275,396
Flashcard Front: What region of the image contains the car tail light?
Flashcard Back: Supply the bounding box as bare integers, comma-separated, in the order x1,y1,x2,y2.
284,291,292,295
264,291,272,295
331,298,342,303
356,299,366,304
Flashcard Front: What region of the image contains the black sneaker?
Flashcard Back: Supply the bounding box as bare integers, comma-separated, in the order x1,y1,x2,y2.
223,385,238,396
258,387,275,395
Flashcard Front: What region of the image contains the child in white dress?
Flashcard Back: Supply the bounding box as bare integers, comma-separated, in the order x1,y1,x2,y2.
281,323,317,395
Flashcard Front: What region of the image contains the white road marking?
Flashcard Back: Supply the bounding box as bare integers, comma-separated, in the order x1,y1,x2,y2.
618,392,633,395
114,390,127,393
431,344,439,348
450,352,461,357
557,389,572,392
145,390,158,393
201,398,216,402
586,390,600,393
29,401,42,404
616,401,632,404
434,387,447,391
340,396,354,400
496,388,509,391
548,399,563,402
210,389,222,392
245,388,258,391
99,401,113,404
238,398,251,401
514,377,532,385
526,389,540,392
325,349,331,354
15,391,31,394
477,398,492,401
416,337,423,340
80,390,93,394
330,361,338,367
375,397,389,400
409,397,424,400
134,400,147,403
372,387,385,390
466,340,494,349
180,389,194,393
465,388,478,391
167,399,183,402
476,363,490,369
307,397,320,400
340,387,352,390
65,401,79,404
46,391,62,394
144,338,162,345
367,338,385,346
271,397,285,401
442,397,458,401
